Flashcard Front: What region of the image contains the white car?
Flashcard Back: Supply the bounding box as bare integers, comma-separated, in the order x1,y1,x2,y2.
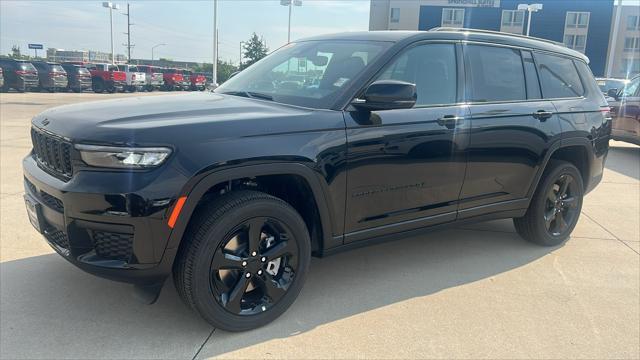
117,64,146,92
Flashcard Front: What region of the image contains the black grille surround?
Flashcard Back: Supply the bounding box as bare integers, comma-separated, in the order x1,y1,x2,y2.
30,127,73,180
92,231,134,262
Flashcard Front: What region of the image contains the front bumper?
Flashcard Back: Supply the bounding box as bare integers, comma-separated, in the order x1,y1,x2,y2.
22,153,183,285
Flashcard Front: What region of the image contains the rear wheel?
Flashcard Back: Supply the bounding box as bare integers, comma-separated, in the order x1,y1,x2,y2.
514,160,584,246
173,190,310,331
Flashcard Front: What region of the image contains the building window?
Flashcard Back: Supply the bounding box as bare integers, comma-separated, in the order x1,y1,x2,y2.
501,10,524,27
565,12,590,28
390,8,400,23
442,8,464,27
564,34,587,53
621,59,640,77
623,37,640,52
500,9,525,34
628,15,640,31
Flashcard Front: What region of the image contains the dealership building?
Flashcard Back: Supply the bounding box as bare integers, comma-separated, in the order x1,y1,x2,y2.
369,0,640,78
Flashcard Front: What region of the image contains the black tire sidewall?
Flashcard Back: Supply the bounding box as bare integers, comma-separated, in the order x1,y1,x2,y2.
529,162,584,245
190,198,311,331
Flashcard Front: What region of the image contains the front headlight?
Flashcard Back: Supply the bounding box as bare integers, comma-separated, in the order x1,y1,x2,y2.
75,144,171,169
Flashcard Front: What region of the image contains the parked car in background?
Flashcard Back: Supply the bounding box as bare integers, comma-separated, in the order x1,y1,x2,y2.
31,61,68,92
84,63,126,93
0,67,4,89
596,77,629,98
61,63,92,93
161,68,185,91
189,71,207,91
0,59,39,92
137,65,164,91
117,64,146,92
608,75,640,145
23,29,610,331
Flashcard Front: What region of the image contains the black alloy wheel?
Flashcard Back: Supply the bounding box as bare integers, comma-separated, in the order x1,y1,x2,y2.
543,174,580,237
514,160,584,246
211,217,299,316
174,190,310,331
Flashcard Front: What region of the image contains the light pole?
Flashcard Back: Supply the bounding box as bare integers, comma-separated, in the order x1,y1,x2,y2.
213,0,218,85
280,0,302,43
517,3,543,36
102,2,120,63
151,43,166,66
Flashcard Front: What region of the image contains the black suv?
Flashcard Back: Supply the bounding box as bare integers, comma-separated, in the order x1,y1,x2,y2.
31,61,68,92
0,58,39,92
23,29,610,331
61,63,92,93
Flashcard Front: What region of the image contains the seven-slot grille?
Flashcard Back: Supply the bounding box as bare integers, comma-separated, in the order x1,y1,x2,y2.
31,127,73,180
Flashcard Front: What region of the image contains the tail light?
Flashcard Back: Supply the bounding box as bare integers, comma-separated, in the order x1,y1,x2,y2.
132,74,136,80
15,70,29,75
600,106,611,119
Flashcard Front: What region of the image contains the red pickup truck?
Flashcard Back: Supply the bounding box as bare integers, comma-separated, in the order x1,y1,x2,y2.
83,63,126,93
184,70,207,91
162,68,190,91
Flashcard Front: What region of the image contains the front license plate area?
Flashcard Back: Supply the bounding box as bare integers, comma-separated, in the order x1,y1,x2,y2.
24,195,44,233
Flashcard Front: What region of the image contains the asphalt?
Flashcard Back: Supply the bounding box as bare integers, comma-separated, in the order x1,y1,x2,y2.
1,92,638,359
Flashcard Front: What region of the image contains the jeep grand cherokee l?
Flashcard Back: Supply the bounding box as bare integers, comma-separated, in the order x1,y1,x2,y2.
23,29,610,331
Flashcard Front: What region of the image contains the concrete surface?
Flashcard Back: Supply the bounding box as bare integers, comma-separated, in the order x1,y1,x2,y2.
1,92,638,359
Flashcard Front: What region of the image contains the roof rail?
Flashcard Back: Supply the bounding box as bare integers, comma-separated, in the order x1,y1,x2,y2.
429,27,565,47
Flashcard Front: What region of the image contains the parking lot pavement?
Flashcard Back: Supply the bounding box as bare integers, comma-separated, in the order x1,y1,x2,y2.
1,92,638,359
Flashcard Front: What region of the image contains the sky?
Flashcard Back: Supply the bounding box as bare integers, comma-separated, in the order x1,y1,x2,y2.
0,0,371,65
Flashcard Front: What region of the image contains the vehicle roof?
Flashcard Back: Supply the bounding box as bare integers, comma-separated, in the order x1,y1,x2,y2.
299,29,588,63
595,77,629,81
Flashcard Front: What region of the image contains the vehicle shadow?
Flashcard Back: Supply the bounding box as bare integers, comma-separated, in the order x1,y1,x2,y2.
0,222,555,359
606,145,640,181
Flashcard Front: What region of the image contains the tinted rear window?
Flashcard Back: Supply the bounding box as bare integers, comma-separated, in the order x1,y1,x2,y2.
465,45,526,102
51,65,65,72
108,65,119,71
535,53,584,98
78,67,90,75
18,62,36,72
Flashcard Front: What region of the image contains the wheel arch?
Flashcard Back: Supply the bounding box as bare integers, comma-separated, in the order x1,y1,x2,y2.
527,138,593,201
165,162,337,256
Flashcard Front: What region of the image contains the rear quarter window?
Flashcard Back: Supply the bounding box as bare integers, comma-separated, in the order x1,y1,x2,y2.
535,52,584,98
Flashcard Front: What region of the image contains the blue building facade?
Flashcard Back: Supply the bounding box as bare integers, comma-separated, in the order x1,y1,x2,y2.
416,0,614,76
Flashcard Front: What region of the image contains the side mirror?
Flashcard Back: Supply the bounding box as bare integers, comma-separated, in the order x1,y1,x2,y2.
352,80,416,111
607,88,619,99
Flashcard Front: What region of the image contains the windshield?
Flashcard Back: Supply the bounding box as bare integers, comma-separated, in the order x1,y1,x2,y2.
621,76,639,97
215,40,390,109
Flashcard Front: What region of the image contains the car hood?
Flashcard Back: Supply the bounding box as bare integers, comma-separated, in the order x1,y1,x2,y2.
31,92,333,146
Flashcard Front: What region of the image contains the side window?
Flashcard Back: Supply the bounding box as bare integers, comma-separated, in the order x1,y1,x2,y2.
375,43,457,106
521,51,541,99
621,76,639,98
535,52,584,98
465,44,526,102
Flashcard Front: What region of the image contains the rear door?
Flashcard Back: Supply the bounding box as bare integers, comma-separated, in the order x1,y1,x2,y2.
344,42,470,242
459,44,561,218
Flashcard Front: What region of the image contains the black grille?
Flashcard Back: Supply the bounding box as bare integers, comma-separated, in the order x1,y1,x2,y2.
92,231,133,262
40,191,64,212
31,128,73,180
45,230,69,249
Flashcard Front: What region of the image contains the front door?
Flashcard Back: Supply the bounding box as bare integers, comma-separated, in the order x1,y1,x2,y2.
343,42,469,243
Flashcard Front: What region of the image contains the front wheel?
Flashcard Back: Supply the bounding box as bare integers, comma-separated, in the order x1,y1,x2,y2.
514,160,584,246
173,190,310,331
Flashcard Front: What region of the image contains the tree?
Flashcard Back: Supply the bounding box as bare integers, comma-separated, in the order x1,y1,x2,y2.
242,33,268,69
10,45,22,59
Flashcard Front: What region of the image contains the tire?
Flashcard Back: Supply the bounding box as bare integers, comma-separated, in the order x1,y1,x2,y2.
173,190,311,331
514,160,584,246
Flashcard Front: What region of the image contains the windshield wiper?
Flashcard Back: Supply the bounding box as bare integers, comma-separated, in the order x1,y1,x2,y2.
219,90,273,101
